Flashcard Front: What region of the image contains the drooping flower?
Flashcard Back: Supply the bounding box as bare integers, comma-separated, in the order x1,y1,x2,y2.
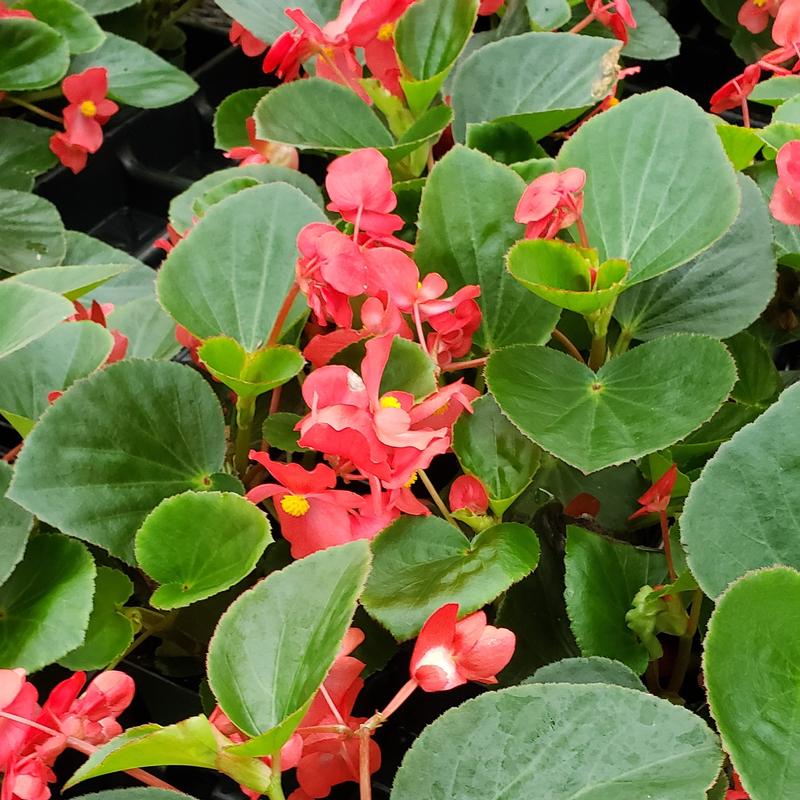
772,0,800,45
247,451,366,558
48,133,88,175
770,140,800,224
587,0,637,42
738,0,781,33
154,222,187,254
409,604,516,691
224,117,299,168
710,64,762,114
61,67,118,153
514,168,587,240
449,475,489,514
629,464,678,520
229,20,267,56
69,300,128,363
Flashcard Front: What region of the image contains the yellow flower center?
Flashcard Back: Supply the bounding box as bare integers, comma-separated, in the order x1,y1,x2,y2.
404,472,418,488
607,96,620,107
80,99,97,117
280,494,310,517
378,22,395,41
753,0,767,7
380,395,402,409
433,401,450,416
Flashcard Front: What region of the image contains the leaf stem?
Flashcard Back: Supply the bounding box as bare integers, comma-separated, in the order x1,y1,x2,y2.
574,215,590,248
612,328,633,357
359,729,372,800
666,587,704,696
588,335,606,371
235,396,257,478
442,356,488,372
418,469,457,527
659,510,677,583
4,96,62,124
267,283,300,348
550,329,585,363
266,750,286,800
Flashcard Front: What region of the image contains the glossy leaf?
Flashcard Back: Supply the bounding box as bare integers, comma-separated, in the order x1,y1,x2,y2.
0,534,94,671
526,0,571,29
214,87,270,149
415,145,560,349
213,0,338,43
614,175,776,340
726,331,781,407
158,183,325,351
704,567,800,800
0,17,69,90
362,516,540,641
0,282,73,360
13,0,103,53
9,360,226,563
70,33,197,108
0,118,56,191
0,462,32,587
60,567,134,670
681,382,800,598
451,32,620,141
391,683,722,800
136,491,272,609
0,189,66,273
262,412,308,453
559,88,740,284
526,656,646,691
486,336,736,473
207,541,371,751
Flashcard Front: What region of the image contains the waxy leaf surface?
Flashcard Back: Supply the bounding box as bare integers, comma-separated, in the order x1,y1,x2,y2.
0,17,68,90
0,462,32,587
527,656,646,691
0,282,73,360
0,118,56,191
0,189,65,273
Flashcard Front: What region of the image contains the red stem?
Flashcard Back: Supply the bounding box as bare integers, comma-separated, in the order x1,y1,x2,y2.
2,443,22,463
442,356,488,372
741,98,751,128
377,679,417,721
659,510,677,582
267,283,300,347
358,730,372,800
575,215,590,248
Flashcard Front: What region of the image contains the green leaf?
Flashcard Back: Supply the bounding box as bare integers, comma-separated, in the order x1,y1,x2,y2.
13,0,104,53
681,382,800,598
716,123,764,170
60,567,135,670
614,175,776,341
750,160,800,269
199,338,305,397
255,78,394,153
207,541,371,752
526,0,571,30
0,189,66,273
158,183,325,352
136,491,272,609
68,791,197,800
0,533,95,671
451,32,620,141
213,0,338,43
750,75,800,106
71,0,138,14
214,87,270,150
0,118,56,191
168,164,324,233
379,337,436,399
391,683,722,800
0,462,32,587
63,230,146,270
396,0,478,115
0,17,69,90
65,715,272,794
0,282,73,360
564,525,666,673
108,296,181,360
467,120,542,165
0,321,113,433
362,516,540,641
559,88,740,284
704,567,800,800
70,33,197,108
9,263,130,299
191,177,262,219
618,0,680,61
452,394,541,514
486,335,736,474
526,656,647,690
415,145,560,349
8,360,226,563
507,238,629,314
726,331,781,407
262,412,308,453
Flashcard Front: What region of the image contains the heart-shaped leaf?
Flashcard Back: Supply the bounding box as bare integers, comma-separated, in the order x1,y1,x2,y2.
0,189,66,273
0,533,95,671
486,335,736,473
0,17,69,90
558,88,740,284
614,175,776,341
681,381,800,598
0,282,73,360
452,394,541,514
13,0,104,53
0,462,32,587
158,183,325,352
9,360,226,563
199,338,305,398
564,525,666,674
59,567,134,670
0,118,56,191
704,567,800,800
415,145,560,349
362,516,539,640
526,656,646,691
507,238,629,314
391,683,722,800
136,491,272,609
207,541,371,753
451,32,620,141
9,264,130,300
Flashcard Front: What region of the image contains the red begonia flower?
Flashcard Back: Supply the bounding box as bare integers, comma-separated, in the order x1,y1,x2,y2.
229,20,267,56
449,475,489,514
224,117,299,168
49,133,88,175
69,300,128,363
771,140,800,224
726,771,750,799
478,0,505,14
772,0,800,44
154,222,187,254
364,36,403,96
409,604,516,692
61,68,118,154
515,168,587,240
587,0,637,42
564,492,601,518
1,752,53,800
738,0,781,33
629,464,678,520
710,64,762,113
0,670,39,771
425,297,482,368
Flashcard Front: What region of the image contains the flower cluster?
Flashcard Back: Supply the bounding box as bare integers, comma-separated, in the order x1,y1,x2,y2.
49,68,118,175
0,669,134,800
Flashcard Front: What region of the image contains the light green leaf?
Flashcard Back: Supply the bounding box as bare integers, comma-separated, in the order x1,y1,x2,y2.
526,656,647,690
0,189,66,273
207,541,371,752
71,0,138,14
750,75,800,106
681,381,800,598
526,0,571,30
704,567,800,800
70,33,197,108
0,118,56,191
716,123,764,170
213,0,339,43
0,17,69,90
618,0,680,61
60,567,135,670
158,183,325,352
63,230,145,270
614,175,776,340
451,32,620,141
559,88,740,284
391,683,722,800
0,533,95,671
0,462,32,587
136,491,272,609
68,791,197,800
9,263,130,300
8,360,226,563
486,335,736,474
214,87,270,150
191,177,262,219
13,0,104,53
108,296,180,360
726,331,781,407
362,516,540,641
0,282,73,359
415,145,560,349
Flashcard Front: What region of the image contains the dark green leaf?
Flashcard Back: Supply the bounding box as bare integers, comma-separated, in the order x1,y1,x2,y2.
0,17,69,90
0,118,56,191
0,189,65,273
